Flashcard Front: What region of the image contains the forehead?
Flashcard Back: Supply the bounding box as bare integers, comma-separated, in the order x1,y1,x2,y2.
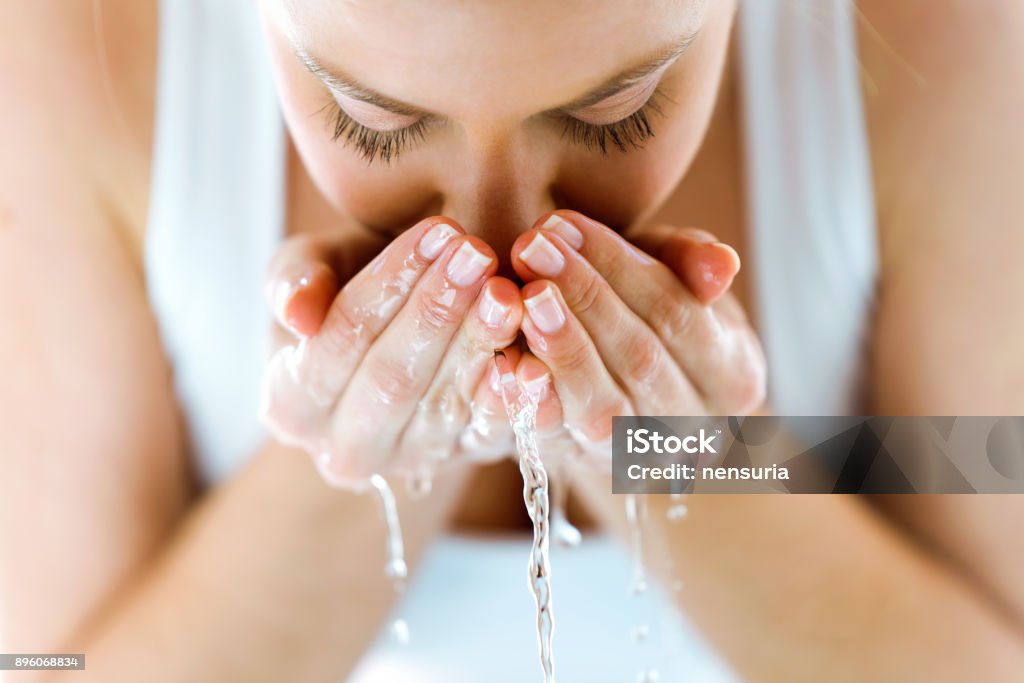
276,0,708,120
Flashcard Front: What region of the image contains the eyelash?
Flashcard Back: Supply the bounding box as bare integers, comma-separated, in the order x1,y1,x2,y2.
321,87,668,165
323,101,430,165
558,88,668,155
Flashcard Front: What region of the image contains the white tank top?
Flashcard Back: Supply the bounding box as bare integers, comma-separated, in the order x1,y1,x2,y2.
143,2,877,680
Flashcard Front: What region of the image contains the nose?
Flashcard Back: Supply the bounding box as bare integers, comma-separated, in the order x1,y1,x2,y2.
438,138,558,281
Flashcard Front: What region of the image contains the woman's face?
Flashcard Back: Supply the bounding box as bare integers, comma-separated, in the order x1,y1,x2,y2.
260,0,735,262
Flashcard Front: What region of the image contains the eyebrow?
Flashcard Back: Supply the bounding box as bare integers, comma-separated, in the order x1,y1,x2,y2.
295,30,700,120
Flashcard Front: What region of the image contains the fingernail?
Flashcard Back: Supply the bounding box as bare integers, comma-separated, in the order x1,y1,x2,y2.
712,242,741,270
524,286,565,334
541,214,584,250
447,241,493,287
273,273,311,320
419,222,460,260
478,287,511,327
519,233,565,277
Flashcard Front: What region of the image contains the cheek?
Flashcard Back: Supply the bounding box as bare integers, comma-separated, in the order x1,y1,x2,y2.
263,30,439,230
259,5,450,238
555,31,732,230
554,112,709,231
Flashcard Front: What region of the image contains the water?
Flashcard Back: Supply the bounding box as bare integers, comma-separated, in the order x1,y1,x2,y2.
389,618,410,646
667,492,688,522
624,494,648,596
625,493,655,682
495,351,556,683
369,474,410,645
551,465,582,549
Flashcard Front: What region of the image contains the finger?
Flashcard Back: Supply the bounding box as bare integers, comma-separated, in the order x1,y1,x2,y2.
512,228,702,414
398,276,523,467
513,351,585,469
327,236,498,480
264,234,343,337
518,280,629,459
459,343,524,461
300,217,463,406
630,224,741,305
522,211,761,411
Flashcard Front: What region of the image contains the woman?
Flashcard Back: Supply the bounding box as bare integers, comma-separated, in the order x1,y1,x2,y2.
2,0,1023,680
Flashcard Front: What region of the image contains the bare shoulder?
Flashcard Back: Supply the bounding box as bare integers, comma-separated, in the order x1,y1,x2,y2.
855,0,1024,412
854,2,1024,626
856,0,1024,223
0,0,157,231
0,0,189,651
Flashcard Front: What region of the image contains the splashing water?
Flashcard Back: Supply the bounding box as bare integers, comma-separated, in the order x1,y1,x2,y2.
369,474,410,645
551,464,582,549
667,492,688,522
624,494,648,596
495,352,556,683
625,493,654,681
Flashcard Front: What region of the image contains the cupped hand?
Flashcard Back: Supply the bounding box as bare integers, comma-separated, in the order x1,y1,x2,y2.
507,210,767,466
259,217,525,489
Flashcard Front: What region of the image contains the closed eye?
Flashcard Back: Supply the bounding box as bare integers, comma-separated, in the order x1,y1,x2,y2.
320,85,670,165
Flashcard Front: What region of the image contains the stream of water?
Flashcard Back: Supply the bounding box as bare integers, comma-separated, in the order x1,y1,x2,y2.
369,474,410,645
495,351,556,683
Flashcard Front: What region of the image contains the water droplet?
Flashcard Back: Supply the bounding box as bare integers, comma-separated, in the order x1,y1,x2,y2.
390,618,410,646
635,668,660,682
631,624,649,642
385,557,408,582
667,503,688,522
552,514,582,548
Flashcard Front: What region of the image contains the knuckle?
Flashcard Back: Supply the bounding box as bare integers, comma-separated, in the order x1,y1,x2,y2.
649,292,695,341
599,252,627,285
543,331,592,373
416,287,463,335
566,274,606,318
417,385,470,428
366,357,420,407
462,325,501,359
716,338,768,415
319,297,367,356
625,334,666,388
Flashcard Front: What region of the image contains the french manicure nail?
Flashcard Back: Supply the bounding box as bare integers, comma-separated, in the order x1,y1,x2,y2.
478,287,511,326
519,233,565,277
541,214,584,250
524,286,566,334
418,222,460,260
447,241,493,287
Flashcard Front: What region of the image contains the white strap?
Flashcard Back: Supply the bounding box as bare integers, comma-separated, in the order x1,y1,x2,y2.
145,0,284,484
738,0,880,415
